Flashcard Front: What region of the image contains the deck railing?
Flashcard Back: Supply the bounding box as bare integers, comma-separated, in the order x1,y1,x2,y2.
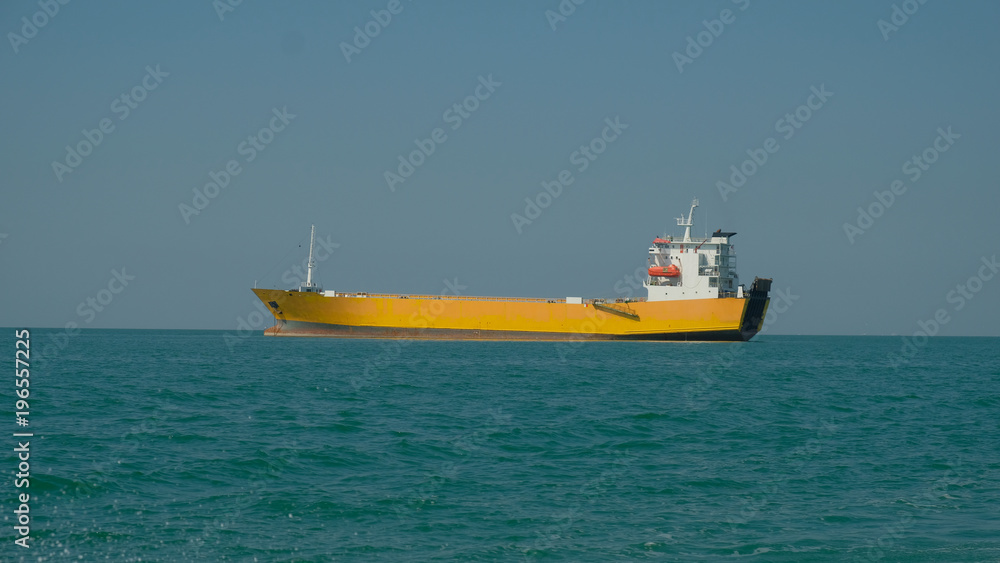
326,293,657,304
330,292,560,303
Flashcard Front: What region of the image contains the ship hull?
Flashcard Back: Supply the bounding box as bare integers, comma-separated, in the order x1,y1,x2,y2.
251,279,771,342
259,319,750,341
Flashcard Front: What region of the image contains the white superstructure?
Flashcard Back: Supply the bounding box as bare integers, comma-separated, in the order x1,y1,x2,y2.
644,199,742,302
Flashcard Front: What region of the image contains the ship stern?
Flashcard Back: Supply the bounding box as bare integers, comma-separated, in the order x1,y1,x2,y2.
738,277,772,341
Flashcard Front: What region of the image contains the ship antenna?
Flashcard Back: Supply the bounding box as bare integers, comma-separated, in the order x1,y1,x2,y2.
305,224,317,290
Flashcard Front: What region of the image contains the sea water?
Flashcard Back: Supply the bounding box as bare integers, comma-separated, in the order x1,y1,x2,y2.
8,330,1000,561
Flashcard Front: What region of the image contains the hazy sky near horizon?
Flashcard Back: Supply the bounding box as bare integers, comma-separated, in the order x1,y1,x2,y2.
2,0,999,336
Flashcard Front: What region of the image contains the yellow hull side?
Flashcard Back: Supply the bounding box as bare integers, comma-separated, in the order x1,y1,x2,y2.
251,289,765,340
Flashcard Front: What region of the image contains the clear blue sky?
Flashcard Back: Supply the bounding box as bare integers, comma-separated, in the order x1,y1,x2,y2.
2,0,999,336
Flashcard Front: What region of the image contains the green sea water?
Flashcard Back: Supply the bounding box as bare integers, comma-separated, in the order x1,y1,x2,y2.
6,330,1000,561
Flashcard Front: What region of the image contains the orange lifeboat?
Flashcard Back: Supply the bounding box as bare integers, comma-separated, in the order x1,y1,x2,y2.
648,264,680,277
653,237,670,244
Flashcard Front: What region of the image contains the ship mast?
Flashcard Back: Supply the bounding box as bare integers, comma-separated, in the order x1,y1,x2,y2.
306,224,316,289
299,224,321,293
677,198,698,242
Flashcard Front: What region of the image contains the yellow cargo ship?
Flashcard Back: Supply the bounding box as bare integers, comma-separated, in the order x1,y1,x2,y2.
253,200,772,341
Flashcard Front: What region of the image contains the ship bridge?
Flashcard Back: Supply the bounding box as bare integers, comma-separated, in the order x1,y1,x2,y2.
644,199,742,302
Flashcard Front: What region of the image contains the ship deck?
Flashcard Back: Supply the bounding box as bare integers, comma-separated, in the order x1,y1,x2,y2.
325,292,648,304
